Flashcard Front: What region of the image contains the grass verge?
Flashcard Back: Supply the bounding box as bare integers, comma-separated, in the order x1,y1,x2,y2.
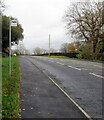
2,56,20,118
49,56,103,62
49,56,69,59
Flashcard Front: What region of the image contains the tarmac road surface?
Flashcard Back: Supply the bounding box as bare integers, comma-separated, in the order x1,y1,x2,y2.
19,56,103,119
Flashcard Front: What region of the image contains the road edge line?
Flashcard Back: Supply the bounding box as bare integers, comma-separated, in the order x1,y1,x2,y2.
47,76,93,120
27,58,93,120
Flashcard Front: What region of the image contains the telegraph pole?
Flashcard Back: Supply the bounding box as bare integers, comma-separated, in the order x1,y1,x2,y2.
49,34,50,56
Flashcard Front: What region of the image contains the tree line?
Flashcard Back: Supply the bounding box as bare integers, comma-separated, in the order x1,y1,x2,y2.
63,1,104,60
1,1,103,61
0,0,24,54
15,1,103,60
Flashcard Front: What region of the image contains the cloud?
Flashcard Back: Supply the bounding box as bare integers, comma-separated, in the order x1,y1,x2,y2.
5,0,75,52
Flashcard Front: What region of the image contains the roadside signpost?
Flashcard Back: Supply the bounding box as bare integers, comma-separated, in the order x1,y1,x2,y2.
9,18,17,75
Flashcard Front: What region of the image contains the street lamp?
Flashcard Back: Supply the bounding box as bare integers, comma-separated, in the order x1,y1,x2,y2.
9,18,17,75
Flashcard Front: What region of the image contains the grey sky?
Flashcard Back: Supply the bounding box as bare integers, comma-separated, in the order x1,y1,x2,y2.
5,0,92,51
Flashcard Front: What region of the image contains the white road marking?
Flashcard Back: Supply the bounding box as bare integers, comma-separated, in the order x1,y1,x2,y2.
89,73,104,79
28,59,93,120
47,76,93,120
93,65,103,68
56,62,64,65
68,65,81,71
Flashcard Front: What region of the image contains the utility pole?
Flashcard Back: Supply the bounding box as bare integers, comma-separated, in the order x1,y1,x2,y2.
49,34,50,56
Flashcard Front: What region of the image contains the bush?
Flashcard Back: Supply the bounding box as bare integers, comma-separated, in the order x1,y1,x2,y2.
77,43,94,59
2,52,8,57
76,52,82,59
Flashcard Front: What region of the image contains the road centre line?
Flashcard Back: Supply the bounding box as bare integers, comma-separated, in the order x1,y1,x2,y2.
27,58,93,120
50,61,82,70
93,65,103,68
89,72,104,79
68,65,81,71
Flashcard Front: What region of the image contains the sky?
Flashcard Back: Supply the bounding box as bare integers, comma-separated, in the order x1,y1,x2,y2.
4,0,97,52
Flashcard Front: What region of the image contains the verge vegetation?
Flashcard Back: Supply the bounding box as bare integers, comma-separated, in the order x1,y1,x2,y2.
2,56,20,118
48,55,103,63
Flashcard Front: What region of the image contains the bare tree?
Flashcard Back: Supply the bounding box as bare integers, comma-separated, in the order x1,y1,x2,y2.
50,48,56,53
34,47,43,55
60,43,68,53
64,2,103,53
41,48,48,54
15,41,26,55
0,0,5,14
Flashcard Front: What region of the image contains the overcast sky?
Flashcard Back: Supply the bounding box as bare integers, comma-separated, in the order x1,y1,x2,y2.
5,0,93,52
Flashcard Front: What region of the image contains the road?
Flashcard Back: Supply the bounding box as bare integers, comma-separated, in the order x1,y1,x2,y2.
19,56,103,119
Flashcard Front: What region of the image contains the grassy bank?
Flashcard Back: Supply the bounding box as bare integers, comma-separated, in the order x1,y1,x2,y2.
49,56,102,62
2,56,20,118
49,56,69,59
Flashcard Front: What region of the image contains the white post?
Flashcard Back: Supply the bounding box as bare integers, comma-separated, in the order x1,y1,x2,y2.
49,34,50,56
8,19,17,75
9,18,11,75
